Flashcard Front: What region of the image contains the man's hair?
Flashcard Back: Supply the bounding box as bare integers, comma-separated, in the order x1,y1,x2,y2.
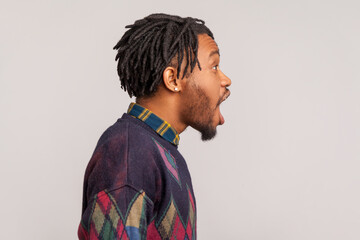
113,13,214,98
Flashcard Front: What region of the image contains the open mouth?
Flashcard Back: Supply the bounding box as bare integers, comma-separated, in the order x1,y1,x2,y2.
218,89,231,125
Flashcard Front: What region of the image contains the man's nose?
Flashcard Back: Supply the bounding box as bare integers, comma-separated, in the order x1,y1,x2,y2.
220,70,232,87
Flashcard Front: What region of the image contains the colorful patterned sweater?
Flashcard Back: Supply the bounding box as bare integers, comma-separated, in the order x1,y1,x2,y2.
78,103,197,240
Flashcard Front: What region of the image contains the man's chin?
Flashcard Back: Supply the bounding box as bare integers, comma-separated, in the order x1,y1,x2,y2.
200,127,217,141
189,119,218,141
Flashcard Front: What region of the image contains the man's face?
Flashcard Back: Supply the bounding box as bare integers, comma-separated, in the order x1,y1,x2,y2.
180,34,231,141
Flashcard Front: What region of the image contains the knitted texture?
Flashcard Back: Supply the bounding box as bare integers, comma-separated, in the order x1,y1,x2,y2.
79,107,196,239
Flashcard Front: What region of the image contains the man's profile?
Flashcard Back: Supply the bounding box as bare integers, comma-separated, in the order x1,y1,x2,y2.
78,13,231,240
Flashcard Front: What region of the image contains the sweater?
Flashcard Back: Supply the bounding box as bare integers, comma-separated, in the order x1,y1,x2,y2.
78,103,196,240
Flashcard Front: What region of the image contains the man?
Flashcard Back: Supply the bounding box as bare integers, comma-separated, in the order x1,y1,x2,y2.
78,13,231,240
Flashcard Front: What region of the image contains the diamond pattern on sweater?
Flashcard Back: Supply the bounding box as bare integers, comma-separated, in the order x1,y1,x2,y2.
153,138,181,186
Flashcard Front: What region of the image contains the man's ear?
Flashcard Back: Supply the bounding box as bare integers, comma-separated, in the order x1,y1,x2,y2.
163,66,182,92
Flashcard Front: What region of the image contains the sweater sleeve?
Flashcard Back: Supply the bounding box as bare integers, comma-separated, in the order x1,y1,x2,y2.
78,185,154,240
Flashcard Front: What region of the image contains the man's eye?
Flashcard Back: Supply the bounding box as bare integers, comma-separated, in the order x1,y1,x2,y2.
212,65,219,70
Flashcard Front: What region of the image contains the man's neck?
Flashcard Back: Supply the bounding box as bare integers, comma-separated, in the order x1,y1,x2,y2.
136,96,187,134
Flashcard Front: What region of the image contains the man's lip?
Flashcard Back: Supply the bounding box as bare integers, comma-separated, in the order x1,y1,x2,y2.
221,90,231,104
216,89,231,108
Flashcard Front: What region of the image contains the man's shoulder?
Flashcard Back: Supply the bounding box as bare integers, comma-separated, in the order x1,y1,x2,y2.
95,114,164,151
85,115,165,196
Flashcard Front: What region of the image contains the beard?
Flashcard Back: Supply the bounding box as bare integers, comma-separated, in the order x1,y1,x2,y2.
182,82,219,141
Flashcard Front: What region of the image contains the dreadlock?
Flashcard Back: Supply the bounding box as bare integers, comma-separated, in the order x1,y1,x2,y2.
113,13,214,98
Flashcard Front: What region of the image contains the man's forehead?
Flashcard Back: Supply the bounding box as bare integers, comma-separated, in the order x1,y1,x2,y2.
209,49,220,58
198,34,220,57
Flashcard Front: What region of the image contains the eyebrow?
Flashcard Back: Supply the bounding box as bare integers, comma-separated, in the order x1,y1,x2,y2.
209,49,220,59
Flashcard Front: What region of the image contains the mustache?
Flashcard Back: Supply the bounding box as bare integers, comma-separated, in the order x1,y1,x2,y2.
216,88,231,107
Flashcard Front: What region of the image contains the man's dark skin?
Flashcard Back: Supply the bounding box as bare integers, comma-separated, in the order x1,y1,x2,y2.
137,34,231,140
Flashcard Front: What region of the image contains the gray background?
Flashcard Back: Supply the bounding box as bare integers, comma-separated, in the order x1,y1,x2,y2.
1,0,359,239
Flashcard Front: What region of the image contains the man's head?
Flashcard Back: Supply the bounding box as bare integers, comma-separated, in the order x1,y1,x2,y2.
114,13,231,140
113,13,214,98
